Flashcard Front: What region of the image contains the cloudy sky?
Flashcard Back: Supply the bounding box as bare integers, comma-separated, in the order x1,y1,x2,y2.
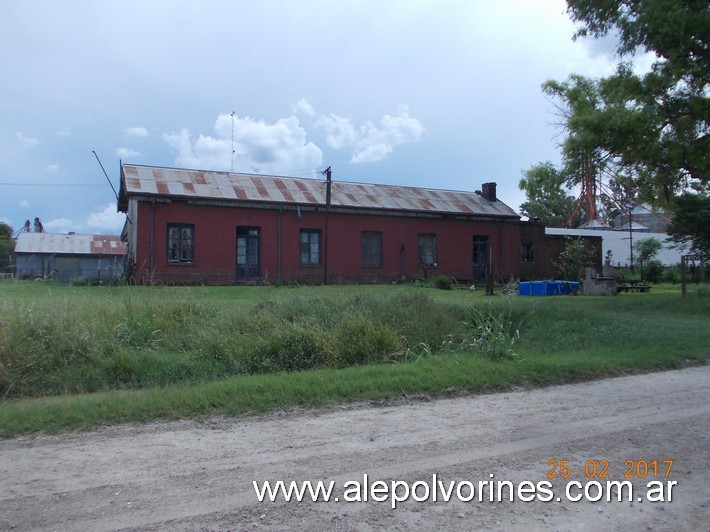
1,0,622,235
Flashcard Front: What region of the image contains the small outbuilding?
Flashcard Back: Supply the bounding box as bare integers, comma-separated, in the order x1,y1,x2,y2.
15,232,126,283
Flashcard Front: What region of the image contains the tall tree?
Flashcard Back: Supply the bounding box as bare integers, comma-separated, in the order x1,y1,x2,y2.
633,237,663,280
0,222,15,274
0,222,12,241
541,75,634,225
554,236,599,280
565,0,709,199
518,162,578,227
667,193,710,259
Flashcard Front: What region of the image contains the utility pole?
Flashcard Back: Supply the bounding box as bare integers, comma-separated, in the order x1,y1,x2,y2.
321,166,332,285
626,200,634,274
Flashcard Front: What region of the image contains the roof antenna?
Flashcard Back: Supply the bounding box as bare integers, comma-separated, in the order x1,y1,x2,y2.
92,151,119,201
92,151,132,225
230,111,235,172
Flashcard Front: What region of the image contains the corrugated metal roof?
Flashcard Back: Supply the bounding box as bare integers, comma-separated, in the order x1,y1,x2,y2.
14,233,126,256
120,164,519,218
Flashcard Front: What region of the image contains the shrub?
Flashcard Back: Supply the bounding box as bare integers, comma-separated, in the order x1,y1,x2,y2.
243,323,331,373
661,265,680,284
433,275,453,290
644,259,664,284
332,314,403,367
443,305,522,359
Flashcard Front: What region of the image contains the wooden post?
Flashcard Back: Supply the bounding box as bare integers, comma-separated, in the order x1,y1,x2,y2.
322,166,332,285
681,255,687,298
485,246,494,296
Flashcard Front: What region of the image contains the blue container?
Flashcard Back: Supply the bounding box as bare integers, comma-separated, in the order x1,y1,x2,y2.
557,281,580,295
519,281,554,296
519,280,579,296
518,281,533,295
545,281,559,295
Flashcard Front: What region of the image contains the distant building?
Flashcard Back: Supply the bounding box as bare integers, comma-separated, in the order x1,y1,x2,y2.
15,232,126,282
117,164,602,285
546,228,685,267
613,204,671,233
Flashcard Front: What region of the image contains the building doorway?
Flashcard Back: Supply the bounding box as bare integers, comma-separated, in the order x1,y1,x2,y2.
236,226,260,282
472,235,489,281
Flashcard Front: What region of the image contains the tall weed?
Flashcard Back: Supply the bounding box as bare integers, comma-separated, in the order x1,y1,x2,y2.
443,304,524,359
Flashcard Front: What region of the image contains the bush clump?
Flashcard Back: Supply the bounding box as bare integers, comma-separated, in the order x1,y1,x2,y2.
0,288,523,398
433,275,453,290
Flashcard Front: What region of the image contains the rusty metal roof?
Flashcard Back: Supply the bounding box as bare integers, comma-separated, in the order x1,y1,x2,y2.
14,233,126,256
120,164,519,218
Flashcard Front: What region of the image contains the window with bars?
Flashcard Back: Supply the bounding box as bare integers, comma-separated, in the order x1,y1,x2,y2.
299,229,321,265
167,224,194,263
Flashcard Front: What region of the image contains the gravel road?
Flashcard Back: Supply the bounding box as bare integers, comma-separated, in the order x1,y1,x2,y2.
1,366,708,531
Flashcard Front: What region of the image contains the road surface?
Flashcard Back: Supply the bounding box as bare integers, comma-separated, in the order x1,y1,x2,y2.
1,366,708,530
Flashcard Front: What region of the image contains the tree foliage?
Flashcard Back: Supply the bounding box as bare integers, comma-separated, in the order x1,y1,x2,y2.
533,74,640,225
667,193,710,259
565,0,709,199
0,222,15,273
554,237,598,280
543,75,643,223
518,162,578,227
633,237,662,280
0,222,13,241
633,237,662,263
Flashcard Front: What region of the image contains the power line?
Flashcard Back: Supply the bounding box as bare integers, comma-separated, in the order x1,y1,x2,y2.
0,182,104,187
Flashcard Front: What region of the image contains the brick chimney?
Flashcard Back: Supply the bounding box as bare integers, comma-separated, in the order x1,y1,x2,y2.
481,182,497,202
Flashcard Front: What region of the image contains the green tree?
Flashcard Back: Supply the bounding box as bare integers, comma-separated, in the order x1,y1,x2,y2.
518,162,578,227
541,75,636,225
633,237,662,281
0,222,12,240
565,0,709,199
554,237,598,281
667,193,710,260
0,222,15,274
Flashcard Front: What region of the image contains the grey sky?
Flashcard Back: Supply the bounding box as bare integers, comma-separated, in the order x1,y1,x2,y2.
0,0,619,234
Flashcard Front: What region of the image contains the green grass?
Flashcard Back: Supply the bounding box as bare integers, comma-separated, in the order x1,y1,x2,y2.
0,280,708,438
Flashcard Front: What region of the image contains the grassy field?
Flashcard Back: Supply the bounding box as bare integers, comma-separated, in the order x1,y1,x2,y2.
1,280,708,438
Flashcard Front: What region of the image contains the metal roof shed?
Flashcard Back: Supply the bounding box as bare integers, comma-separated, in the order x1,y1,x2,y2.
15,233,126,282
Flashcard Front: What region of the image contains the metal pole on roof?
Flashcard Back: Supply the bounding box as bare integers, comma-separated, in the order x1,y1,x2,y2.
322,166,332,285
230,112,235,173
92,151,119,201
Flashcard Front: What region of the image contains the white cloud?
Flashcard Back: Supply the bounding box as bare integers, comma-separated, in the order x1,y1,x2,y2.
352,108,424,163
124,126,149,138
315,114,357,150
55,127,71,138
46,164,59,173
165,114,323,175
316,106,424,164
86,203,125,234
15,132,39,147
116,147,142,158
44,217,81,233
19,200,29,208
293,98,316,117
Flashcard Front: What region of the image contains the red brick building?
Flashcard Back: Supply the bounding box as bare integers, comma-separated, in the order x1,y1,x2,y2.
117,164,598,285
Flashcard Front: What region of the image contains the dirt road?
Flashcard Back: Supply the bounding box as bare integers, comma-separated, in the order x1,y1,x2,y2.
1,366,708,531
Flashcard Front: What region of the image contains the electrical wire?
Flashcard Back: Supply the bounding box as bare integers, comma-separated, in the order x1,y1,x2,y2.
0,182,104,187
